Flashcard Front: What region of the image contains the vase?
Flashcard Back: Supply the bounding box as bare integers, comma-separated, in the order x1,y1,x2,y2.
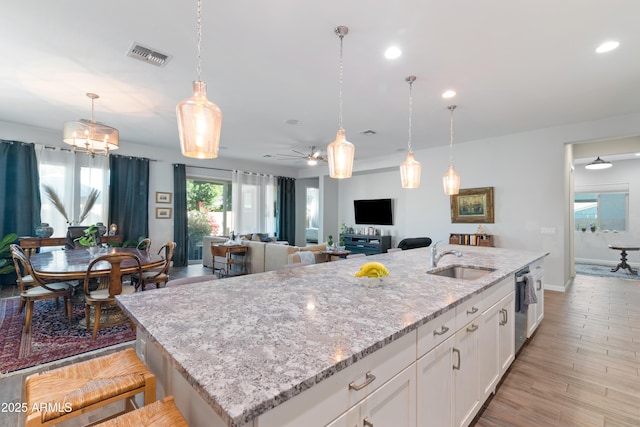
35,223,54,238
96,222,107,236
88,246,101,256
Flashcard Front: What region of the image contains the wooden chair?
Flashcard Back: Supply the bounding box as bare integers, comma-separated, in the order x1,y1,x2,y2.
24,348,156,427
131,242,176,291
84,253,142,340
93,396,188,427
10,244,73,334
136,238,151,251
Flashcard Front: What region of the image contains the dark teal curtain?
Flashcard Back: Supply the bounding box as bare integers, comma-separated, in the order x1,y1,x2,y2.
0,140,41,237
108,155,149,245
276,176,295,244
173,164,188,267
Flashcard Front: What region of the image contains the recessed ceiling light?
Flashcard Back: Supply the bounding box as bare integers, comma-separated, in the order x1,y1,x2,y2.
384,46,402,60
442,90,456,99
285,119,301,125
595,41,620,53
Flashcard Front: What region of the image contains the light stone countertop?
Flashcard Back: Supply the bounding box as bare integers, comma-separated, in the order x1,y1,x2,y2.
117,245,547,427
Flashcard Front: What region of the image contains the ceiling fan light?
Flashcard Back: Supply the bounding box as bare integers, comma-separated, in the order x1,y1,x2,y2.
443,164,461,195
400,152,421,188
328,128,354,178
585,156,612,170
307,158,318,166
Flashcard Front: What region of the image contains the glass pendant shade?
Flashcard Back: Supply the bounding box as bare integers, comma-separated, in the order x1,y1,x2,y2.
328,128,354,179
443,164,461,195
400,152,421,188
177,81,222,159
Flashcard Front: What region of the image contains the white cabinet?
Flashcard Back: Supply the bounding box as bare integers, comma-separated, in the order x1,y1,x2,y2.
417,335,454,427
453,318,481,427
327,365,416,427
479,290,515,401
527,260,545,337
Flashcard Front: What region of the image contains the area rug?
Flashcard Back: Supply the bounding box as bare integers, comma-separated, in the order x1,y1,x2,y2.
0,296,135,374
575,263,640,280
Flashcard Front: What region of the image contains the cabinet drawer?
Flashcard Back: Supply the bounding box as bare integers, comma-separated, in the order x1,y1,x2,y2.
417,308,455,357
258,331,416,427
455,292,482,329
480,276,513,313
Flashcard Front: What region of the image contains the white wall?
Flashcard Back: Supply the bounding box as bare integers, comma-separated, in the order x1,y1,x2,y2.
573,158,640,267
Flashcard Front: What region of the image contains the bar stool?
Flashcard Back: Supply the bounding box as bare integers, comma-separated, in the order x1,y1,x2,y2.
24,348,156,427
94,396,189,426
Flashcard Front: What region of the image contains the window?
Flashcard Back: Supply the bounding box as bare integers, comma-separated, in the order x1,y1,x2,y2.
574,191,628,231
186,179,231,261
36,146,109,237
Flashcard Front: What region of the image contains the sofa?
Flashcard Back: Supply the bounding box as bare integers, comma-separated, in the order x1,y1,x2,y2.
202,235,329,274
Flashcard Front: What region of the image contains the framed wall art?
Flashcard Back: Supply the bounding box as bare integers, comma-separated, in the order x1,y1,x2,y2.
156,207,172,219
450,187,494,223
156,192,172,204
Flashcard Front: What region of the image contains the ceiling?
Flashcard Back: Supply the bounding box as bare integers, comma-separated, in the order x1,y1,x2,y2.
1,1,640,169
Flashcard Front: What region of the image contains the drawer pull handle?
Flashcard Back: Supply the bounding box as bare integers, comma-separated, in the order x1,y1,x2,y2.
452,348,461,370
536,280,542,291
433,325,450,336
467,323,478,333
466,306,478,315
349,371,376,391
499,308,508,326
363,418,374,427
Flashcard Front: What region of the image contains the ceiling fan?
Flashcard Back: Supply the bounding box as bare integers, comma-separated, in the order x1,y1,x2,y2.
276,146,327,165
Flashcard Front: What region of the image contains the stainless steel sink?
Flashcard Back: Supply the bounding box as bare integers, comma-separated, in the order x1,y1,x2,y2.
428,265,496,280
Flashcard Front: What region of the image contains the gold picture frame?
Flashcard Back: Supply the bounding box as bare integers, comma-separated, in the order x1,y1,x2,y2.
450,187,494,223
156,192,172,204
155,207,172,219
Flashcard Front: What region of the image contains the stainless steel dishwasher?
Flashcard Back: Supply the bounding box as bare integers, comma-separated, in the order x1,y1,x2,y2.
514,266,529,354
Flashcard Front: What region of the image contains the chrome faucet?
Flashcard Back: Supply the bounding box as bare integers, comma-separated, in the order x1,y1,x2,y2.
430,241,462,268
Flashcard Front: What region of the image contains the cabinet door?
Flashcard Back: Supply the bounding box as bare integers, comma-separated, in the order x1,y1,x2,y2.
498,291,515,375
478,301,500,401
527,269,544,337
417,335,453,427
360,364,416,427
330,365,416,427
454,320,480,427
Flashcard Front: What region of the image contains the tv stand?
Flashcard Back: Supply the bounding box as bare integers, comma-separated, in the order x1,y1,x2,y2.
341,233,392,255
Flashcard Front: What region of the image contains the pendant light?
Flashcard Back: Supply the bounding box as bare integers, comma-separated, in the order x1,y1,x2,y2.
585,156,612,170
327,25,355,179
176,0,222,159
443,105,461,195
400,76,421,188
63,93,119,158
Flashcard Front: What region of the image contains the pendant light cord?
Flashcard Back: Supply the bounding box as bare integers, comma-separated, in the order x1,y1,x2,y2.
338,33,344,129
196,0,202,81
448,105,456,165
407,80,414,153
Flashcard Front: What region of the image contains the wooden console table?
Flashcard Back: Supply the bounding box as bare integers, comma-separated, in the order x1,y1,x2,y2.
211,244,248,278
19,235,123,257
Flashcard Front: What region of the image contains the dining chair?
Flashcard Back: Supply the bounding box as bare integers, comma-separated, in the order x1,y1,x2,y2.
131,242,176,291
83,253,142,340
136,238,151,251
10,244,73,334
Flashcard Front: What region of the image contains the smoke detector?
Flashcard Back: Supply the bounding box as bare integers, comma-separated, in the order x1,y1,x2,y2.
127,42,172,67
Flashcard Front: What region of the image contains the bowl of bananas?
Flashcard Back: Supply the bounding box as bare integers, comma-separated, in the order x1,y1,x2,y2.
354,262,389,285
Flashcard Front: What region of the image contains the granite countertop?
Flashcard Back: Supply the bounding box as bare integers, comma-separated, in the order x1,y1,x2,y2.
117,245,546,427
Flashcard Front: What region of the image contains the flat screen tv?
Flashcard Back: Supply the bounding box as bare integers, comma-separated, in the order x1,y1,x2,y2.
354,198,393,225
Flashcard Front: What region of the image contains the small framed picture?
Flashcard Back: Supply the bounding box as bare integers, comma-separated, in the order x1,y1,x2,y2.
156,207,172,219
156,192,172,204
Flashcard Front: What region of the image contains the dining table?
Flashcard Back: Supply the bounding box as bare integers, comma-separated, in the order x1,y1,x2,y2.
29,247,165,281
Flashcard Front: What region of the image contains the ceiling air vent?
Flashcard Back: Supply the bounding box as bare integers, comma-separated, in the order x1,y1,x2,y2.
126,43,172,67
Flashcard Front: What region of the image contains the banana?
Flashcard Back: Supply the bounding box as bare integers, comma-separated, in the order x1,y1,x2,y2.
355,261,389,278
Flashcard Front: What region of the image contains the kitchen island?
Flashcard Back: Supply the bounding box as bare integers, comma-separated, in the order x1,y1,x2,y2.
117,245,547,427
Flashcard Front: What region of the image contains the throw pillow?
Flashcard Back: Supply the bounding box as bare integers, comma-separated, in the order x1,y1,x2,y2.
256,233,272,243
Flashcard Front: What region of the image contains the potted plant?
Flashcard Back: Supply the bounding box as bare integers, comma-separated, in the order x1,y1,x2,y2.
75,224,100,254
589,223,597,232
338,236,346,251
327,235,334,250
0,233,18,286
578,224,586,232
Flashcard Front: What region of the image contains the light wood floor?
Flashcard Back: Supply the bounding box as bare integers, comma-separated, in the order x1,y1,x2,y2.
474,274,640,426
